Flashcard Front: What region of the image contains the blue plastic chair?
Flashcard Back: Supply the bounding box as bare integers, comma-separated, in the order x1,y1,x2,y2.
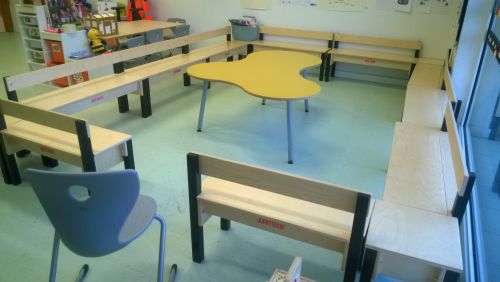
25,169,166,282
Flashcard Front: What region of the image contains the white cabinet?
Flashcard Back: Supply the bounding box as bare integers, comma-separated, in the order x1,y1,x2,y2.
15,4,49,71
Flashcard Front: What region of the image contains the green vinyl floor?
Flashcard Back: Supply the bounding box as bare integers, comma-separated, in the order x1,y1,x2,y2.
0,32,405,282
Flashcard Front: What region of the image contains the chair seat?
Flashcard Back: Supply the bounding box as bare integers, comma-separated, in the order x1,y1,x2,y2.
119,195,157,243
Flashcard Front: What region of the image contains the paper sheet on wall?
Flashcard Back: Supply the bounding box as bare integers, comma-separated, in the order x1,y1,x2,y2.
377,0,414,13
318,0,367,11
241,0,272,10
431,0,452,15
413,0,431,14
282,0,318,6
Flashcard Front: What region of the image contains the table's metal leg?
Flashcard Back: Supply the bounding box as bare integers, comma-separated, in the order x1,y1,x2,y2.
304,99,309,112
286,100,294,164
261,98,266,105
197,80,209,132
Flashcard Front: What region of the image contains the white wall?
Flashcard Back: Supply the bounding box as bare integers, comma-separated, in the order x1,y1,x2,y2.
152,0,462,58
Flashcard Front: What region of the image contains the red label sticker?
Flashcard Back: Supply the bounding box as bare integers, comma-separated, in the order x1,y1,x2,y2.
40,146,55,154
257,217,285,230
91,95,104,103
172,68,181,74
364,58,376,64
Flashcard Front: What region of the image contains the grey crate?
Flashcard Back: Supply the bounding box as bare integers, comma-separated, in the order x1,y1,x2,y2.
231,24,259,41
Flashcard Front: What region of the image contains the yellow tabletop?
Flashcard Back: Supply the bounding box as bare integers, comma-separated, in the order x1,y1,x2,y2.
187,50,321,100
102,20,180,40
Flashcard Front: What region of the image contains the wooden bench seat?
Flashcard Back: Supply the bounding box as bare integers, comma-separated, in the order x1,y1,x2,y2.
187,152,371,282
249,26,334,81
327,33,422,82
0,99,133,185
402,85,448,129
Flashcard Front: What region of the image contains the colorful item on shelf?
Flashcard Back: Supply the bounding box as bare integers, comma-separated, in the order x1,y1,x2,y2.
47,0,84,27
86,13,119,36
127,0,152,21
87,28,107,55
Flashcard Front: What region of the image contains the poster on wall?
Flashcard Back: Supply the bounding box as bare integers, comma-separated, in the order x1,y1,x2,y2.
241,0,272,10
413,0,431,14
97,0,118,14
318,0,367,12
412,0,452,15
377,0,414,13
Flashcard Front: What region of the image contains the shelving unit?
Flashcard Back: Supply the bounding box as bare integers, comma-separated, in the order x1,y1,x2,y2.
15,4,49,71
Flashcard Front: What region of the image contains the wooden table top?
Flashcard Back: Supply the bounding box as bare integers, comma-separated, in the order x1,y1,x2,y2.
102,20,180,40
187,50,321,100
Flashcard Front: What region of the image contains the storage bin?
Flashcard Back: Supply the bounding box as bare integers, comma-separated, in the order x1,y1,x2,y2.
47,61,69,87
231,24,259,41
47,40,65,63
21,16,38,26
30,49,44,62
26,27,40,38
27,40,42,50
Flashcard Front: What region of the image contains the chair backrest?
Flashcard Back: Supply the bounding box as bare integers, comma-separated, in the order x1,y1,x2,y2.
127,35,145,49
172,24,190,38
145,29,164,44
26,169,140,257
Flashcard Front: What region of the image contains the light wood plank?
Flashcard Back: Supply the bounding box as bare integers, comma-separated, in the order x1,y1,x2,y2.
444,103,469,196
366,200,462,272
252,40,329,54
408,62,443,88
383,122,448,214
186,27,230,45
0,99,81,134
439,132,457,215
101,20,180,40
443,60,457,103
331,48,417,64
332,54,411,71
335,33,422,50
402,86,448,128
198,177,354,252
259,26,333,41
196,153,362,213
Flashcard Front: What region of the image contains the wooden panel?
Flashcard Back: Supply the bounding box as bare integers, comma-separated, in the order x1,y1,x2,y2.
444,103,469,196
443,60,457,103
199,177,352,252
332,55,411,71
334,33,422,50
186,27,230,45
408,62,443,88
383,122,448,214
196,153,361,213
402,86,447,129
0,99,80,134
252,40,329,54
331,49,418,64
367,200,463,272
439,133,457,215
260,26,333,41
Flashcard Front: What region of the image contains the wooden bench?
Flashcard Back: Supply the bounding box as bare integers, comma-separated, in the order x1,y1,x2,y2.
327,33,422,82
186,152,371,282
249,26,334,81
3,27,247,118
0,99,133,185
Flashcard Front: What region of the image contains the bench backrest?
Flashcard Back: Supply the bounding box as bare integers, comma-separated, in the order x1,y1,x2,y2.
443,102,476,222
3,27,232,94
259,26,334,46
187,152,370,282
334,33,422,52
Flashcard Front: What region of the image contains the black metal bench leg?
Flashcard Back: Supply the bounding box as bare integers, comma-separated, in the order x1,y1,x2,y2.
5,153,21,185
123,140,135,169
187,153,204,263
319,53,325,81
41,156,59,168
16,150,30,157
221,218,231,230
117,95,129,113
183,73,191,86
360,248,377,282
140,79,152,118
325,54,332,82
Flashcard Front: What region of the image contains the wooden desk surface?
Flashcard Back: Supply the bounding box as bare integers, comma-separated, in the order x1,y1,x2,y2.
102,20,180,40
366,199,462,272
187,50,321,100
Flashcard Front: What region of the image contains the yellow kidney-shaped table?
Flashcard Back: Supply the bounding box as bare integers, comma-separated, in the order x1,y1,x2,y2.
187,50,321,163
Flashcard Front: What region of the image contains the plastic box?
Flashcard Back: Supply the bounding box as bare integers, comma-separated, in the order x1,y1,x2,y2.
231,24,259,41
47,40,65,63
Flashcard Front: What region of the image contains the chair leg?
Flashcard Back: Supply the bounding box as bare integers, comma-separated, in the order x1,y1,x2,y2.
220,218,231,230
304,99,309,112
50,232,61,282
123,140,135,170
261,99,266,105
153,214,166,282
41,156,59,168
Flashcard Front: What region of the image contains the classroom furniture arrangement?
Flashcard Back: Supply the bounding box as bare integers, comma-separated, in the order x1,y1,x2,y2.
187,50,321,163
25,169,168,282
1,24,475,282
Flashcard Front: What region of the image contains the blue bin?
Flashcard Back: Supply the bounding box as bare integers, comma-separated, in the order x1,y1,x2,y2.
231,24,259,41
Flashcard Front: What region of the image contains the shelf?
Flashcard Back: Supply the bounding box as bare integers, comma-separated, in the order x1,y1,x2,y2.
40,31,62,41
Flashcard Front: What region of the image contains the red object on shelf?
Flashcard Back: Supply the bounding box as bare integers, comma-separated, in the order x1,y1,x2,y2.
46,61,69,87
47,40,65,63
69,71,89,85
